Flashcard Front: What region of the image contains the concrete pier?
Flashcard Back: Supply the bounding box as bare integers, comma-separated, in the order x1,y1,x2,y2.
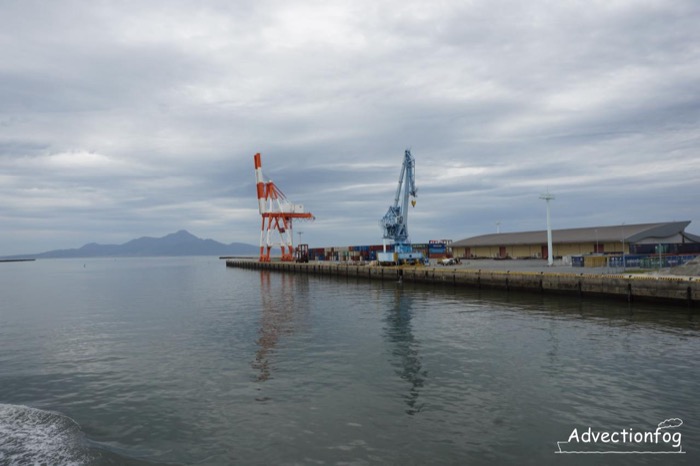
226,260,699,307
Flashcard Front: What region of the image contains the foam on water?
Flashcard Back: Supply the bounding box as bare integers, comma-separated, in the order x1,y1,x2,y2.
0,403,92,466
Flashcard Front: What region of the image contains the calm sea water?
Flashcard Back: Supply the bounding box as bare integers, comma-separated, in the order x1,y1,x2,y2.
1,257,699,465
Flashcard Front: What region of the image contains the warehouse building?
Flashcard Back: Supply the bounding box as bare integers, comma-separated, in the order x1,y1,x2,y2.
450,221,700,260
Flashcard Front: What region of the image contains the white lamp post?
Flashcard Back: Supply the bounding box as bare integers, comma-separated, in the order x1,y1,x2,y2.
621,222,626,270
539,191,555,266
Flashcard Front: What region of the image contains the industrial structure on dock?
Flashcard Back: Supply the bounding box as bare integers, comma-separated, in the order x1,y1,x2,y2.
253,153,314,262
377,149,425,265
302,221,700,268
306,240,451,262
450,221,700,260
247,153,698,269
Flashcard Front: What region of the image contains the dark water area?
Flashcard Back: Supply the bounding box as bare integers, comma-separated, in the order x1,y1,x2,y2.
1,257,698,465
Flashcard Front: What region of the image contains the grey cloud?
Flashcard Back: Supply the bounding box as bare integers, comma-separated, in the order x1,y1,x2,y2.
1,0,699,254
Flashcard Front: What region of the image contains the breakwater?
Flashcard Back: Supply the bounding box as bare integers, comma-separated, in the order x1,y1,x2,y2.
226,260,699,307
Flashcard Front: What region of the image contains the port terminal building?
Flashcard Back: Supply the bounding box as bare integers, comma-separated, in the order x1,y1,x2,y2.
450,221,700,260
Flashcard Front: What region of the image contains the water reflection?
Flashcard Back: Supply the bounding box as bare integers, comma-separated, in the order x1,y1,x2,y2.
461,286,699,334
252,271,308,382
383,286,427,415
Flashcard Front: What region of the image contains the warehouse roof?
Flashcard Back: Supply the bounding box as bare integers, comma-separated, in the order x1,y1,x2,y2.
451,221,699,247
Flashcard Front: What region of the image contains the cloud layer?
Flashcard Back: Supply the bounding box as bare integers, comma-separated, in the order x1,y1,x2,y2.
1,0,699,254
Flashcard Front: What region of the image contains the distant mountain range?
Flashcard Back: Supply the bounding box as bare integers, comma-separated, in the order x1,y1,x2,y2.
2,230,259,259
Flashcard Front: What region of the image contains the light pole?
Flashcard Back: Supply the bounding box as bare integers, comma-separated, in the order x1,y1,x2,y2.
539,191,555,266
621,222,626,270
297,230,303,247
496,221,501,234
595,229,599,253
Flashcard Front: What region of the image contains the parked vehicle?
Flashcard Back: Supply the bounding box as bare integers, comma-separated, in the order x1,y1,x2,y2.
439,257,460,266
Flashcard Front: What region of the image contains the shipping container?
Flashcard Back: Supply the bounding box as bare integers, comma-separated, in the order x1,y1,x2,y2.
584,255,607,267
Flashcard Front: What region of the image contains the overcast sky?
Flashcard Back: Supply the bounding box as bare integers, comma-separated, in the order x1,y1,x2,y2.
1,0,698,255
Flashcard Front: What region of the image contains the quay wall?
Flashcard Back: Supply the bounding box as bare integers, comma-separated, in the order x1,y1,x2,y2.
226,260,699,307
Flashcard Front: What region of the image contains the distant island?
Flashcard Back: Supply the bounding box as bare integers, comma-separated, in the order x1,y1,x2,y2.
1,230,259,259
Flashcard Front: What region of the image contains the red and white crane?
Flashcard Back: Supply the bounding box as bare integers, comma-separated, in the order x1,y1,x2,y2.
254,153,314,262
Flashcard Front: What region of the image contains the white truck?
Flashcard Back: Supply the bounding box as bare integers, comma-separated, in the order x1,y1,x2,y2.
439,258,459,266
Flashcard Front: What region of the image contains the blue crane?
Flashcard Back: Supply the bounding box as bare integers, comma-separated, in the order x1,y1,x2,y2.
378,149,425,265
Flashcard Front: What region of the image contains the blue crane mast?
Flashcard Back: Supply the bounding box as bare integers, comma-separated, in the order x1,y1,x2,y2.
378,149,425,265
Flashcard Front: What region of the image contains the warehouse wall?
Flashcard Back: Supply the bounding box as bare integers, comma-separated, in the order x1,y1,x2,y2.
453,242,630,259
